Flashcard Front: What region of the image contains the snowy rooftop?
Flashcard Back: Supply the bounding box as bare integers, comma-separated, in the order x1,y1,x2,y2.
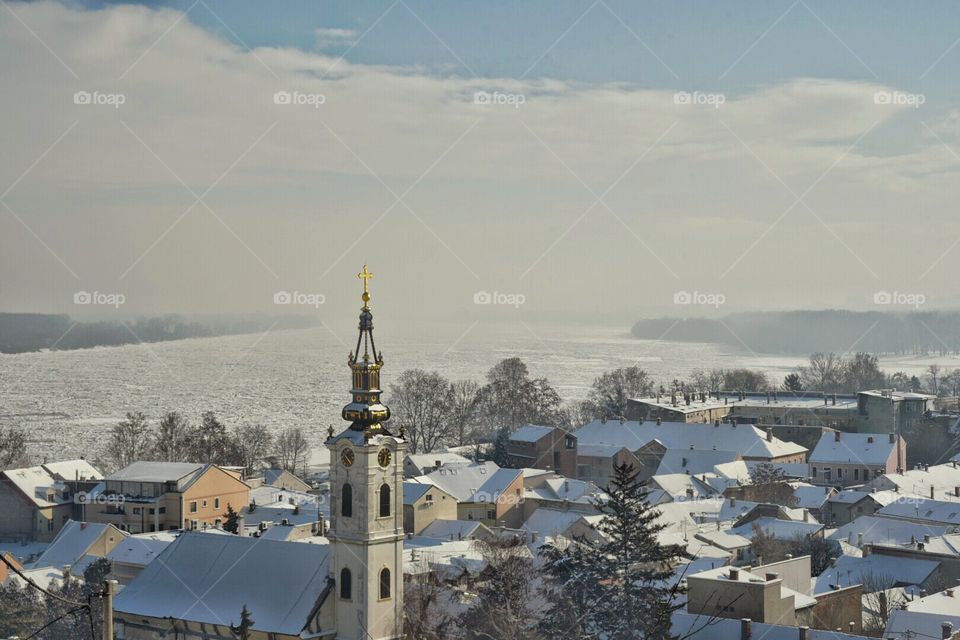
573,420,806,459
2,465,67,507
106,461,204,482
809,432,897,466
409,461,506,502
877,497,960,525
403,451,470,472
672,612,867,640
107,537,170,567
419,519,490,541
31,520,124,569
655,449,739,477
42,459,103,482
508,424,556,443
114,532,331,635
813,553,940,594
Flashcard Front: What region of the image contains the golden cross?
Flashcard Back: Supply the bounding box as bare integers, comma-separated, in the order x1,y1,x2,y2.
357,264,374,303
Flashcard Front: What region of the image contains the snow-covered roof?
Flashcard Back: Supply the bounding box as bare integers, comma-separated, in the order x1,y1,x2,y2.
687,565,817,610
573,420,806,459
410,461,509,502
403,452,470,473
809,432,897,466
828,515,955,548
885,609,960,640
114,532,331,634
403,481,433,504
31,520,124,569
813,553,940,594
6,566,65,590
743,460,810,479
42,459,103,482
107,537,170,567
106,461,204,483
655,449,739,477
1,465,68,507
242,503,322,528
420,519,489,541
522,508,587,539
728,516,823,540
576,443,629,458
649,474,717,501
877,497,960,525
509,424,557,443
870,462,960,499
468,468,523,503
526,477,605,504
405,539,486,578
791,483,835,510
672,612,866,640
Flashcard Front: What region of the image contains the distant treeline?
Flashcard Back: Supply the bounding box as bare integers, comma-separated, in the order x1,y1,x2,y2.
0,313,318,354
632,310,960,355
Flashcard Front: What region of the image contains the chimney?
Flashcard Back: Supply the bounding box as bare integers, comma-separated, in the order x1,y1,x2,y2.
740,618,752,640
773,391,778,402
729,497,736,507
943,622,954,640
766,428,772,442
947,589,955,597
798,626,809,640
765,572,779,581
729,568,740,580
832,394,837,406
435,460,442,469
889,432,896,444
857,532,863,547
62,565,71,580
824,395,828,405
835,431,841,442
867,436,874,444
932,486,936,499
766,392,770,404
656,417,662,425
715,419,720,427
237,513,246,537
955,486,959,498
803,510,809,522
924,534,931,544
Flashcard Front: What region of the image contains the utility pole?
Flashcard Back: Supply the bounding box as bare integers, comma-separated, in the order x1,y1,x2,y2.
102,579,118,640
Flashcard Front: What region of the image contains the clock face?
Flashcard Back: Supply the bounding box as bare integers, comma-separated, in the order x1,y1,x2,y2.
340,448,355,467
377,448,392,468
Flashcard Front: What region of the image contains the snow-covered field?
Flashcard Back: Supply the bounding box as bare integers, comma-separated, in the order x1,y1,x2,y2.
1,321,954,462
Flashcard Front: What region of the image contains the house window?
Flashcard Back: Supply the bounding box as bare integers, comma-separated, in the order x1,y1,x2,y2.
863,470,870,481
133,508,141,515
202,500,207,508
837,468,843,480
191,520,198,529
425,494,434,504
379,484,391,518
812,467,817,477
214,498,220,510
824,469,832,482
159,507,166,514
341,484,353,518
487,510,495,520
189,501,198,513
379,568,391,600
340,568,352,600
854,469,860,481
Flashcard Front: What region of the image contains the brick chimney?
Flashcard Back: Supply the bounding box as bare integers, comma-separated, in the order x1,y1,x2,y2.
835,431,841,442
766,428,773,442
943,622,954,640
740,618,752,640
889,432,896,443
798,626,809,640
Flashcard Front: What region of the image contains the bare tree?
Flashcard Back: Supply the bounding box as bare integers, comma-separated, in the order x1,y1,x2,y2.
391,369,454,453
582,366,655,420
449,379,481,447
106,411,152,470
799,353,847,393
860,572,904,634
747,462,795,506
153,411,192,462
403,558,456,640
276,427,311,475
460,536,541,640
0,427,29,469
229,424,273,474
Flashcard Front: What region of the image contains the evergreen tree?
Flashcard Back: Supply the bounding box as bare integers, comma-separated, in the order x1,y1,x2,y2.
230,604,255,640
782,372,803,392
223,503,240,533
492,425,511,467
540,463,684,639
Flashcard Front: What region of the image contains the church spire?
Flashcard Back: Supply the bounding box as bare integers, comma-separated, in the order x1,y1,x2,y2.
341,265,391,435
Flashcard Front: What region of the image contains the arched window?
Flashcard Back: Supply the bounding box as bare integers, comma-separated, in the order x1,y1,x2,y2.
341,483,353,518
379,483,391,517
379,568,391,600
340,567,352,600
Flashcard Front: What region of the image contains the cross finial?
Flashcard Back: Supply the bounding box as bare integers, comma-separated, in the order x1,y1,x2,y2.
357,264,374,306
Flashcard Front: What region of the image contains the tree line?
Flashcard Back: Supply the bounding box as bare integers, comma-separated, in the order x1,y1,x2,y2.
104,411,311,475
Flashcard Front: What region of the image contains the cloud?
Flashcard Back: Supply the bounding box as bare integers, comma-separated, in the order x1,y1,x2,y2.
314,27,358,50
1,1,958,318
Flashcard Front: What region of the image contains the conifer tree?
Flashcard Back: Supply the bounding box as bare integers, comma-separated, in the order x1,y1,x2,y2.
230,604,255,640
223,503,240,533
540,463,684,639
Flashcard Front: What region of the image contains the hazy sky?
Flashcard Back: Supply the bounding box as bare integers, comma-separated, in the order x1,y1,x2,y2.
2,0,960,325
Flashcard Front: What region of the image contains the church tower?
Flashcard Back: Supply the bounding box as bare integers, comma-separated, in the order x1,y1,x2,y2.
327,265,406,640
